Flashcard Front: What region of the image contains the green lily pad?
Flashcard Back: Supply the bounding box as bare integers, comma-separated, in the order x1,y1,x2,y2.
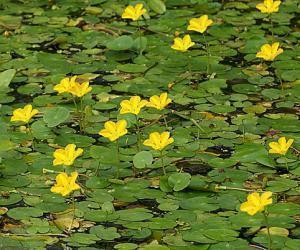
43,107,70,127
168,173,191,191
106,36,134,51
7,207,43,220
133,151,153,169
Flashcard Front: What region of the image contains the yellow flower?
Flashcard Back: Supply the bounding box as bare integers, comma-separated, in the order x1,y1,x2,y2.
256,42,283,61
99,120,128,142
187,15,213,33
147,93,172,110
69,81,92,98
121,3,146,21
54,76,92,97
256,0,281,14
53,76,77,94
51,172,80,197
269,137,293,155
171,35,195,52
143,132,174,151
120,96,148,115
240,192,272,216
53,144,83,166
11,104,39,123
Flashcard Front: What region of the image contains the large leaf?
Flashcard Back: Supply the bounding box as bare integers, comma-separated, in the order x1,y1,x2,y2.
231,143,275,167
106,35,134,50
0,69,16,88
133,151,153,169
168,173,191,191
43,107,70,127
147,0,166,14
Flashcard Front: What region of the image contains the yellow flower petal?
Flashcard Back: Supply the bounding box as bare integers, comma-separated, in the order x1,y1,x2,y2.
187,15,213,33
171,35,194,52
51,172,80,197
286,139,294,149
121,3,146,21
269,137,293,155
256,0,281,13
99,120,128,142
10,104,39,123
143,131,174,151
147,93,172,110
240,192,273,216
120,96,148,115
256,43,283,61
261,191,273,206
53,144,83,166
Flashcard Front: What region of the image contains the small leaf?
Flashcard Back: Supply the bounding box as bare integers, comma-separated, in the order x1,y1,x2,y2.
102,201,115,213
43,107,70,127
168,173,191,191
133,151,153,169
147,0,166,14
132,37,148,53
106,35,134,50
90,225,121,240
0,69,16,88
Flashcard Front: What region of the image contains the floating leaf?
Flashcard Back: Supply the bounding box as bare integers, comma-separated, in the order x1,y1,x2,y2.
43,107,70,127
133,151,153,169
147,0,166,14
168,173,191,191
106,36,134,50
0,69,16,88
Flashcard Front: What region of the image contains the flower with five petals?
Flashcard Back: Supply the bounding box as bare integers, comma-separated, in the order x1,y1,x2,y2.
53,144,83,166
143,132,174,151
51,172,80,196
147,93,172,110
69,81,92,98
256,0,281,14
240,192,273,216
187,15,213,33
269,137,293,155
256,42,283,61
171,35,195,52
11,104,39,123
99,120,128,142
53,76,77,94
54,76,92,97
121,3,146,21
120,96,148,115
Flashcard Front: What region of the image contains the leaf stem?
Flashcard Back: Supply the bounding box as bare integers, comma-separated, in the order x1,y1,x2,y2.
171,110,205,133
27,123,35,150
116,139,120,178
215,185,264,192
72,97,82,132
160,150,166,176
135,115,141,151
284,157,289,172
136,21,143,56
202,33,211,76
80,97,85,134
68,194,76,233
263,211,272,250
186,54,192,79
163,114,168,129
0,233,68,237
270,14,274,42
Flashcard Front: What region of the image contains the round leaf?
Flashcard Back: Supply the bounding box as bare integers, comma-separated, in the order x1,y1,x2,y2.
168,173,191,191
106,36,134,51
43,107,70,127
133,151,153,169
